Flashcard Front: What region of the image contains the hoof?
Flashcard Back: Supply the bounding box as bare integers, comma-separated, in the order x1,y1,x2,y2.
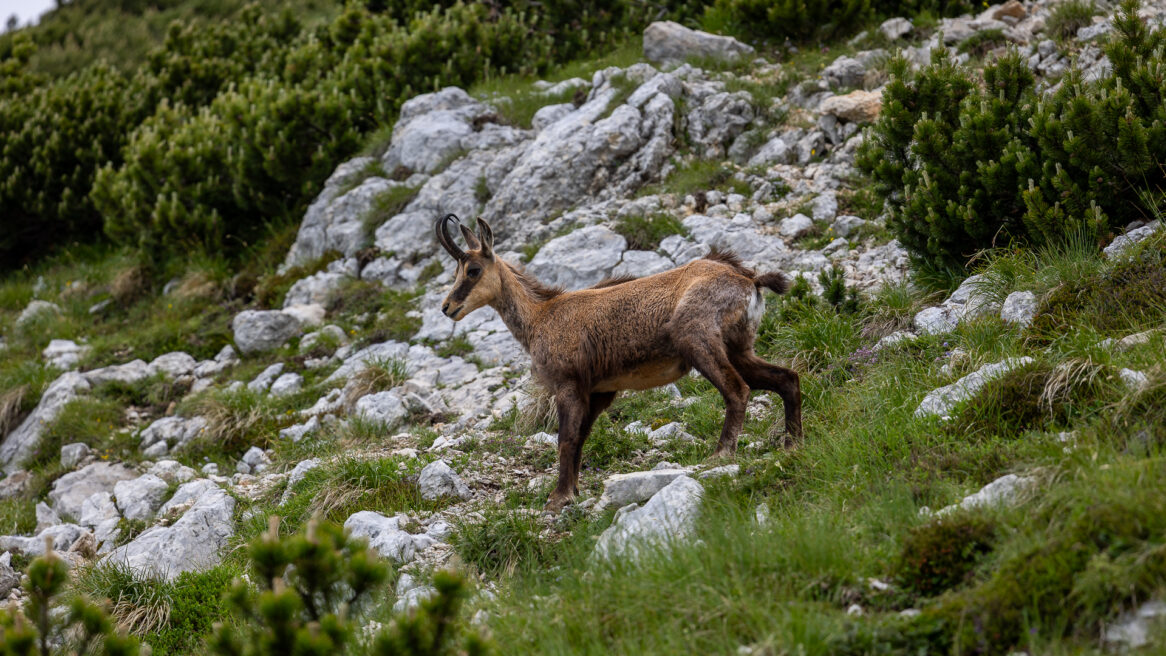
707,448,736,462
544,494,574,513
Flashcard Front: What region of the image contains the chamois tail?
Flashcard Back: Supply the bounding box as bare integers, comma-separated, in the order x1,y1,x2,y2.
755,272,791,295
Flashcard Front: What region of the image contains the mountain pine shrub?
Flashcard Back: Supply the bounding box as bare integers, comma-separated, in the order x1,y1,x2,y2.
859,0,1166,274
0,544,143,656
211,516,491,656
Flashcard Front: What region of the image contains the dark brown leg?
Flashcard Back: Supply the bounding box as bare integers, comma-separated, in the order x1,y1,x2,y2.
731,352,803,443
673,331,750,458
571,391,617,496
547,386,587,512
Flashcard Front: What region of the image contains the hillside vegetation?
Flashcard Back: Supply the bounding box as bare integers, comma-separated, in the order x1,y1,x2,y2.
1,0,1166,654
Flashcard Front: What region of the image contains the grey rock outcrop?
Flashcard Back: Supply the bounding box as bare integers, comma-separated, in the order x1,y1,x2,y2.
104,480,235,580
344,511,441,564
642,21,754,64
1000,290,1037,327
915,357,1034,419
594,475,704,560
232,310,302,354
43,339,89,370
528,226,627,289
594,469,692,512
114,474,170,522
354,391,409,430
16,300,61,327
48,461,138,520
2,372,90,473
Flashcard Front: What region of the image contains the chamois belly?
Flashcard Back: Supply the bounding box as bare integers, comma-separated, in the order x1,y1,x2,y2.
593,358,688,393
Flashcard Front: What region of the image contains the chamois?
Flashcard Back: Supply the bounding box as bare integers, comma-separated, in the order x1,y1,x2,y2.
435,214,802,511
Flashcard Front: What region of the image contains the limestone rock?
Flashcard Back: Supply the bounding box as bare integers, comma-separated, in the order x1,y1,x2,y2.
344,511,440,564
1000,291,1037,327
880,17,913,40
269,373,304,397
16,300,61,327
149,352,197,378
528,226,627,289
915,357,1034,419
114,474,170,522
934,473,1034,516
779,214,814,239
1104,220,1160,259
60,443,92,470
231,310,302,354
642,21,754,64
43,339,89,370
104,480,235,580
418,460,471,500
2,372,91,473
354,391,408,430
48,462,138,520
594,475,704,560
595,469,691,512
819,90,882,123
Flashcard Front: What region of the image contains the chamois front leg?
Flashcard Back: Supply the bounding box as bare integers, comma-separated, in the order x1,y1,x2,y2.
546,386,587,512
571,391,617,495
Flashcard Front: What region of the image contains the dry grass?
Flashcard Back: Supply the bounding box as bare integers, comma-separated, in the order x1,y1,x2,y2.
1040,358,1106,414
514,381,557,435
110,264,147,306
0,385,26,437
174,271,222,301
343,357,409,407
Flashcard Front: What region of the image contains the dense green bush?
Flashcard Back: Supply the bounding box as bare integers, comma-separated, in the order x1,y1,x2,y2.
860,0,1166,274
1,1,660,270
709,0,973,44
897,514,997,597
0,64,149,269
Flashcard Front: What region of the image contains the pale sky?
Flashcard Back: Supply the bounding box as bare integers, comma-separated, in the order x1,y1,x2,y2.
1,0,56,29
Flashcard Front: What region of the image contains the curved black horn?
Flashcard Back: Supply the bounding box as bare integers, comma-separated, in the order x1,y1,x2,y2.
435,214,466,261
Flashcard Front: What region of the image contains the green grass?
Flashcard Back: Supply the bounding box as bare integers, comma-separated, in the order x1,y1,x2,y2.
1046,0,1101,41
612,212,688,251
463,224,1166,655
468,40,642,128
73,562,241,652
639,158,751,199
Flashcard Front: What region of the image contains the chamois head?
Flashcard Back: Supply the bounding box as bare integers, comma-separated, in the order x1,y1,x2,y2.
435,214,499,321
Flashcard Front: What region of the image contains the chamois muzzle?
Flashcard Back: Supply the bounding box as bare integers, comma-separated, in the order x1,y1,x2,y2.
435,213,466,261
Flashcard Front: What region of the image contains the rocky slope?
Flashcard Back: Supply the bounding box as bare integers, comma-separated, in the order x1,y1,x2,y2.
1,3,1164,650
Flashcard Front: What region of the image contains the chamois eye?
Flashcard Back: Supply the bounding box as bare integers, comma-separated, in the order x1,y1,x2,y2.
466,265,481,278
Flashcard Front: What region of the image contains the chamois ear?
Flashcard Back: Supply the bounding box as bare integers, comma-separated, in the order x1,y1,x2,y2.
458,223,482,251
476,218,494,256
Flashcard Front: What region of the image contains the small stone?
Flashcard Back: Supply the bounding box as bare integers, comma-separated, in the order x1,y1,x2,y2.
779,214,814,239
269,373,304,397
819,90,882,123
879,17,913,40
60,443,92,469
418,460,471,500
915,357,1034,419
1000,291,1037,327
1119,368,1150,391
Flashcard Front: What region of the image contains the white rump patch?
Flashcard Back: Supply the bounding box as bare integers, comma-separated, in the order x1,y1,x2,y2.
746,289,765,328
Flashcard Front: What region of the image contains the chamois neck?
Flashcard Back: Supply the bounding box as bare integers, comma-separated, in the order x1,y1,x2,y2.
490,261,549,351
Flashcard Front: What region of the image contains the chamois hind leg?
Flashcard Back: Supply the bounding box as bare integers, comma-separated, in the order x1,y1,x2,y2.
571,391,617,496
672,327,750,459
547,385,588,512
730,351,803,445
